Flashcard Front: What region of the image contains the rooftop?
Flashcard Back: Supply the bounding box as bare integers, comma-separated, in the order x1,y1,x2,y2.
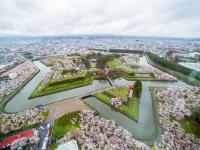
56,140,79,150
0,129,35,148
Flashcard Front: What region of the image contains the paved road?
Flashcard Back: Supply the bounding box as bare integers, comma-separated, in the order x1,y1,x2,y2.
38,123,51,150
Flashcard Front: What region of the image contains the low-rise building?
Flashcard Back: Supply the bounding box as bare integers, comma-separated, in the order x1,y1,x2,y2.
56,140,79,150
0,129,39,149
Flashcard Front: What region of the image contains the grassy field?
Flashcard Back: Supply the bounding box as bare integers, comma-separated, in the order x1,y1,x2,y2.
52,111,80,139
93,87,139,121
106,86,129,101
180,117,200,138
106,58,122,67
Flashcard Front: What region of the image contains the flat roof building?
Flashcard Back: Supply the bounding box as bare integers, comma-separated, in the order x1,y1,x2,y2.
56,140,79,150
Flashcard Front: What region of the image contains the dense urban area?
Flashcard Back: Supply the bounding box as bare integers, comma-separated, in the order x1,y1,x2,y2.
0,36,200,150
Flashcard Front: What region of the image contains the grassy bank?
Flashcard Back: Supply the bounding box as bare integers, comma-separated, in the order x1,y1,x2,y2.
29,68,107,99
147,87,161,141
52,111,80,139
93,87,139,121
29,76,102,99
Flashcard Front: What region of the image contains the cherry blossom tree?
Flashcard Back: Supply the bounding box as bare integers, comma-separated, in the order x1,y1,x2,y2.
111,97,122,108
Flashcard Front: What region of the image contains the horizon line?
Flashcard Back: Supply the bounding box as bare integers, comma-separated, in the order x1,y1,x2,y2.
0,34,199,40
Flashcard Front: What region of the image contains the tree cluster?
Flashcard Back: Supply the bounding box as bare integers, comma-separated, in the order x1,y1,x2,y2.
81,57,91,69
96,54,119,68
147,52,200,80
81,52,120,69
133,80,142,98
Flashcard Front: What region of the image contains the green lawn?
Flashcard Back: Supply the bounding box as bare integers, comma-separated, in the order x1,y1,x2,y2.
107,58,122,67
180,117,200,138
93,87,139,121
106,86,129,102
52,111,80,139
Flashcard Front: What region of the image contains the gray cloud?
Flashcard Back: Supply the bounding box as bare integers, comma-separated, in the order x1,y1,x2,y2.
0,0,199,37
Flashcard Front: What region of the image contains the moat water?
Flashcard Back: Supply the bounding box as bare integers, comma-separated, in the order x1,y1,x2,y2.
3,61,190,143
4,61,111,112
84,77,190,143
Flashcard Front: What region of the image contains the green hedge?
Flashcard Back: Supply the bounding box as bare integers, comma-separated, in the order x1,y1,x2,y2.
30,76,94,98
49,75,87,86
109,49,144,55
30,68,108,99
146,52,200,81
102,91,115,98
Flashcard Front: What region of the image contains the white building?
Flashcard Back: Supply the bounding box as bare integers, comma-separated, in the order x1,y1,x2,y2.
56,140,79,150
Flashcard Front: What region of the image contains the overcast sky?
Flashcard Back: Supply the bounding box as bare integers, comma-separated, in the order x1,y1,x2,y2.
0,0,200,37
